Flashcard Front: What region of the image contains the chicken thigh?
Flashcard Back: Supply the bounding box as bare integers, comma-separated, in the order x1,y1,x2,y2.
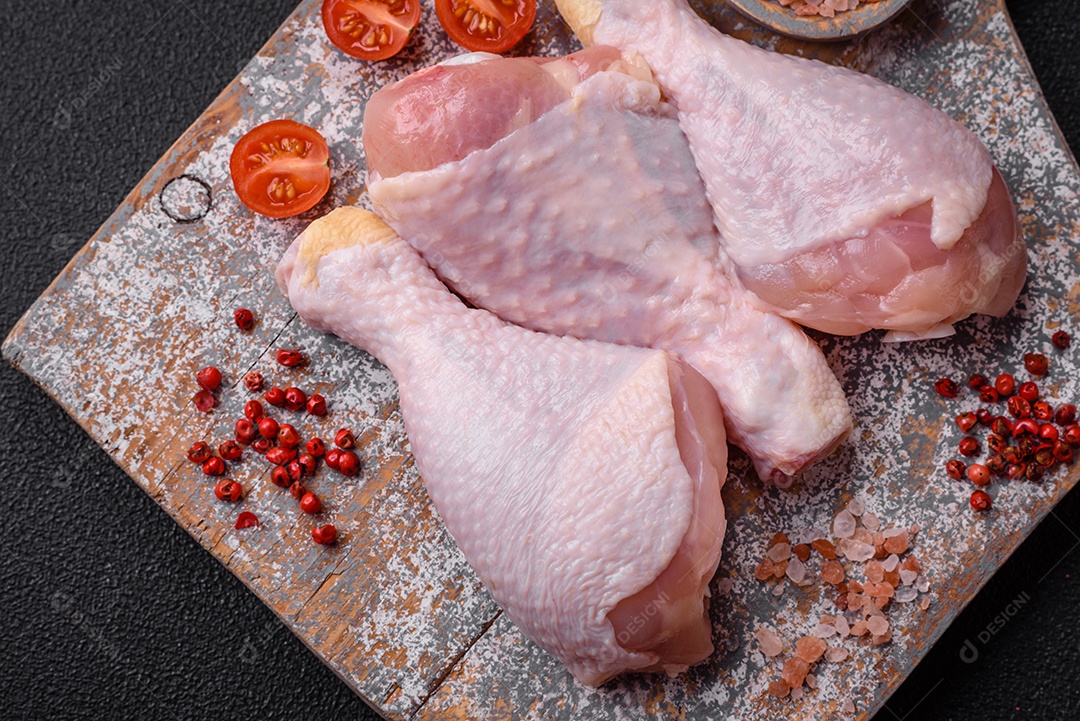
277,207,728,685
557,0,1026,338
365,51,851,481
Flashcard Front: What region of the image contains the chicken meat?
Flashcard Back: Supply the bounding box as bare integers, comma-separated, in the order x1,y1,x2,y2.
276,207,728,685
556,0,1026,338
365,49,851,481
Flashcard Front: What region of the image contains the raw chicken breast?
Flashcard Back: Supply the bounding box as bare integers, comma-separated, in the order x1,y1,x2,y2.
276,207,728,685
556,0,1026,337
366,54,851,482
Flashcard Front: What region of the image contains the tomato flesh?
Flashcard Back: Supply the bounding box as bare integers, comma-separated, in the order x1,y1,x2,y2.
230,120,331,219
322,0,421,61
435,0,536,54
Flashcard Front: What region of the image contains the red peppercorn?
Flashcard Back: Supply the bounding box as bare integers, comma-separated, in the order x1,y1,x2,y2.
1025,352,1049,377
1018,382,1039,402
991,416,1013,438
233,308,255,331
325,448,342,470
1033,401,1054,422
969,373,989,390
305,437,326,457
978,385,999,404
1034,443,1056,467
234,511,259,529
270,466,291,488
1039,424,1060,443
946,459,966,480
1056,404,1077,426
334,429,356,450
187,441,212,464
266,447,297,466
252,437,273,455
202,457,226,476
287,459,304,483
312,524,337,545
970,490,992,511
986,454,1006,476
1007,463,1027,479
1018,435,1039,459
967,464,991,486
306,393,328,417
234,419,256,445
284,387,307,412
1013,418,1040,437
264,387,286,407
196,366,222,392
300,492,322,515
1052,330,1071,349
214,478,243,502
986,434,1006,455
276,349,304,367
218,440,243,462
1003,446,1023,464
958,437,980,457
338,450,361,477
1026,463,1045,483
257,417,279,440
277,423,300,449
289,481,307,500
994,374,1016,397
934,378,959,399
1054,440,1075,463
243,400,263,422
243,371,264,392
1064,424,1080,446
976,408,994,427
955,412,978,432
298,453,318,477
193,389,217,413
1007,396,1031,418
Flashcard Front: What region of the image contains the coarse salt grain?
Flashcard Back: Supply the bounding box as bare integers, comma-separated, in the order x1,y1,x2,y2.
825,646,849,663
796,635,828,663
842,698,856,713
805,673,818,689
863,512,881,531
768,542,792,563
813,623,837,639
833,510,857,538
883,554,901,572
840,538,876,562
917,576,930,593
895,585,919,603
883,526,905,538
790,686,804,700
755,627,785,658
787,556,809,585
835,615,851,636
900,569,918,586
847,498,865,516
867,616,890,636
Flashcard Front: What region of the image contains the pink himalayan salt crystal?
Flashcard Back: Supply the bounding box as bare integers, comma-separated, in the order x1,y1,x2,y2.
900,569,919,586
768,680,791,698
825,646,849,663
786,556,809,585
884,531,911,555
806,673,818,690
821,559,845,584
866,560,885,583
883,554,901,572
813,623,837,639
867,615,890,636
853,527,875,546
882,526,906,538
782,657,811,688
843,698,856,713
835,615,851,637
796,635,828,663
872,630,894,646
839,538,876,562
768,542,792,563
755,627,785,658
791,686,804,701
773,584,786,597
833,509,857,539
917,576,930,593
919,596,932,611
846,497,865,517
895,585,919,603
862,512,881,531
850,620,869,636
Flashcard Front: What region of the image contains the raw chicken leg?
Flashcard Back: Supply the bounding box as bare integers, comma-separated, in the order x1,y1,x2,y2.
366,52,852,481
276,207,728,685
556,0,1026,337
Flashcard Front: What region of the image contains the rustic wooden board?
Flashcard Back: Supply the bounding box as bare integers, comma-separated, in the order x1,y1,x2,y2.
4,0,1080,718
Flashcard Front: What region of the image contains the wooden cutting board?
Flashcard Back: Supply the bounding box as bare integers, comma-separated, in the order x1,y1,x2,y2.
6,0,1080,718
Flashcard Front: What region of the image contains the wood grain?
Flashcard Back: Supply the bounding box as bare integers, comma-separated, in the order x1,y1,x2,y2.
5,0,1080,718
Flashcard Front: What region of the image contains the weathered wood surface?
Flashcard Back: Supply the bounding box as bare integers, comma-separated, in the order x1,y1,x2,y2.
4,0,1080,718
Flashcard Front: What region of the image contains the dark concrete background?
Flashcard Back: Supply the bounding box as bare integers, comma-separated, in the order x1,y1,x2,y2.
1,1,1077,719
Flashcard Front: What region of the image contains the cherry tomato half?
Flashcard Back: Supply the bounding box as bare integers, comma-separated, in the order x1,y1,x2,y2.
322,0,421,61
435,0,536,54
229,120,331,219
